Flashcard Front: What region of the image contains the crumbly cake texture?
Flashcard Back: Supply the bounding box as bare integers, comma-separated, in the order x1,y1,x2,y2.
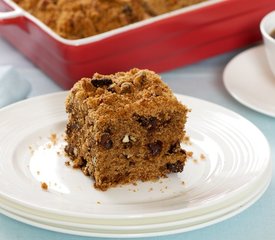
64,68,189,191
13,0,206,39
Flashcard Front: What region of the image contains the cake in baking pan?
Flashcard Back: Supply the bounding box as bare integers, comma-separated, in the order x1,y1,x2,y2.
13,0,207,39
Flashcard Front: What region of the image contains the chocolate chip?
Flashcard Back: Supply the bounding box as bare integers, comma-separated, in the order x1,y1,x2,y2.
99,133,113,149
64,145,74,157
134,114,157,131
147,140,163,156
180,149,186,155
166,160,184,173
78,157,87,168
66,123,79,135
168,142,179,154
145,117,157,131
91,78,113,88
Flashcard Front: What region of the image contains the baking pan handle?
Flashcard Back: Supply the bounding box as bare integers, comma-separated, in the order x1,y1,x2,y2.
0,8,23,24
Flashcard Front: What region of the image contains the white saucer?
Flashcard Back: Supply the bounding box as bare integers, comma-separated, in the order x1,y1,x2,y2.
223,45,275,117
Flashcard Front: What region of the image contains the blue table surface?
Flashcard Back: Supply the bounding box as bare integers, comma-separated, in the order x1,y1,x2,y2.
0,37,274,240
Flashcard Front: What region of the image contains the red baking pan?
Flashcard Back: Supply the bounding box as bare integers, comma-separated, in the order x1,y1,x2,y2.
1,0,275,89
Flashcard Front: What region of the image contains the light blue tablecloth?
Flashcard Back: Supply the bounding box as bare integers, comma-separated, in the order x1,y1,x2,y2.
0,37,274,240
0,65,31,107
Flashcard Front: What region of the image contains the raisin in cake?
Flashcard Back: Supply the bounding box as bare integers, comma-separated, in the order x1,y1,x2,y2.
65,68,189,190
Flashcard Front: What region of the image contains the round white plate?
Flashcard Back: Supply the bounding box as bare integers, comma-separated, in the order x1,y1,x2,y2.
0,167,271,238
0,92,270,223
223,45,275,117
0,163,271,230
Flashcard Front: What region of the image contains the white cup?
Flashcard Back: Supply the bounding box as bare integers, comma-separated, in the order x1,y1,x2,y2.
260,11,275,78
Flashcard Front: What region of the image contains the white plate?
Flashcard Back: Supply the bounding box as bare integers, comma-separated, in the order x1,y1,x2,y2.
223,45,275,117
0,92,270,223
0,167,271,238
0,163,271,230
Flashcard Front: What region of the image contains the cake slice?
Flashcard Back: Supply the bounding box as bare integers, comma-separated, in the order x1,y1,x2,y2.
65,68,189,191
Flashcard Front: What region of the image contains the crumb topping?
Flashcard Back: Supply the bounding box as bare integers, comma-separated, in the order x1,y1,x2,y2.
41,182,48,190
13,0,206,39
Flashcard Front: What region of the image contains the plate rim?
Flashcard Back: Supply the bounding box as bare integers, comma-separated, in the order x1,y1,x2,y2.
0,164,272,229
0,168,271,238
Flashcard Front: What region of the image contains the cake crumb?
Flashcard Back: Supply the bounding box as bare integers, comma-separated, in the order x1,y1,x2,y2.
50,133,58,145
41,182,48,190
96,201,101,204
46,143,52,149
183,135,192,145
73,163,79,169
181,181,185,185
65,161,70,166
148,187,153,192
200,153,206,160
187,151,193,158
28,145,34,154
193,159,198,164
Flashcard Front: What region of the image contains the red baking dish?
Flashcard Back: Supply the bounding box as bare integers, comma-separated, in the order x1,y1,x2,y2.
1,0,275,89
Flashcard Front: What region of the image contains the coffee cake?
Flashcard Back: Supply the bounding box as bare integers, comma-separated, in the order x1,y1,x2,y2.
65,68,189,190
